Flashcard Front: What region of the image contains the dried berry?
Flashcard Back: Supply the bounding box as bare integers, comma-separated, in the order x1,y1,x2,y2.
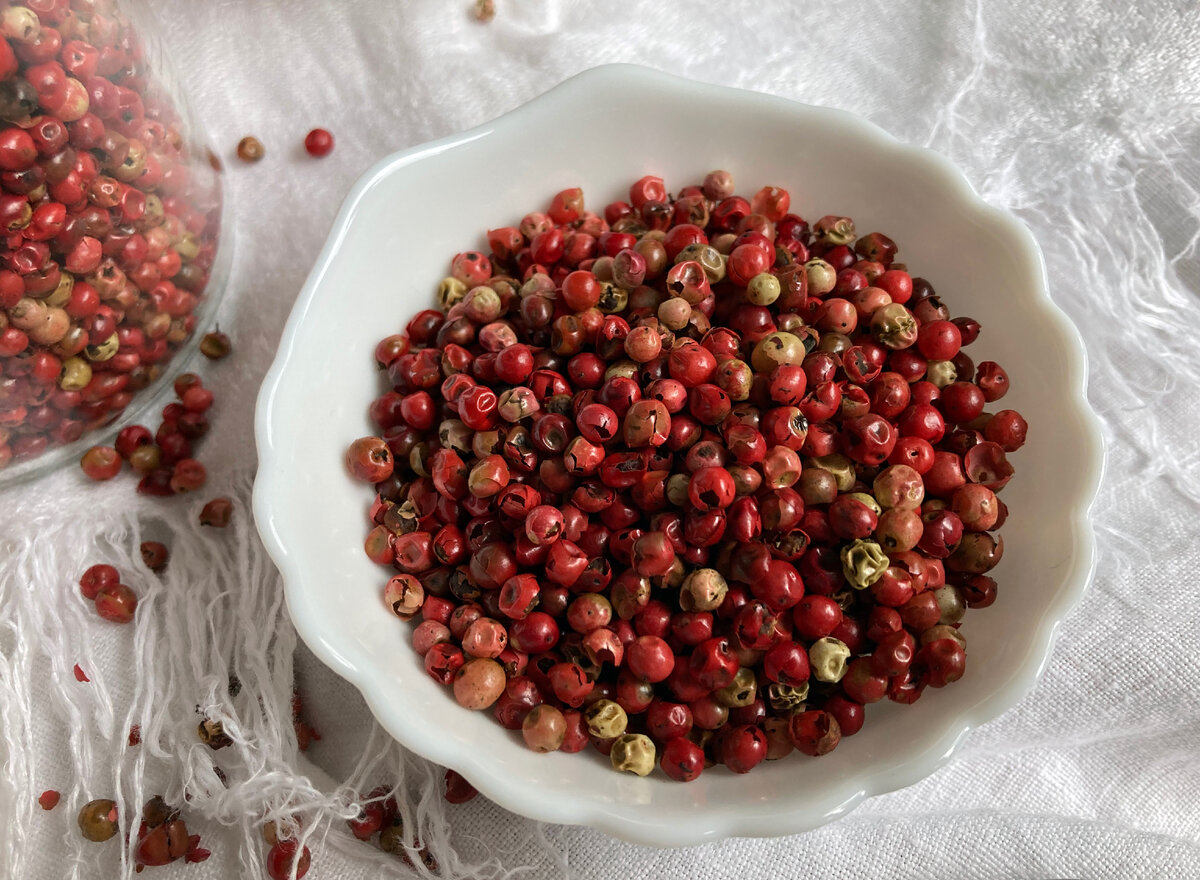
200,331,232,359
266,839,311,880
95,584,137,624
236,136,264,162
197,717,232,750
140,541,169,573
200,497,233,527
303,128,333,158
78,798,118,842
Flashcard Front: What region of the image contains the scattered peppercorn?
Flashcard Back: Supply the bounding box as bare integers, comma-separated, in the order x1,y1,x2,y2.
199,497,233,527
197,717,232,750
472,0,496,21
79,446,121,481
292,689,321,750
266,839,311,880
134,795,189,869
377,820,405,854
443,769,478,803
79,564,119,600
78,798,119,842
236,136,265,162
303,128,333,158
349,174,1023,779
38,790,60,811
200,331,232,359
95,582,137,624
140,541,169,573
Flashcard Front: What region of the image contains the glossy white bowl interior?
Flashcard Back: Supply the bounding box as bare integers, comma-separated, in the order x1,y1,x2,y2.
254,64,1103,847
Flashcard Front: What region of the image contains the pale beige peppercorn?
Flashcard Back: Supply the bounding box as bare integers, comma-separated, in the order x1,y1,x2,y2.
609,733,655,776
809,637,851,683
805,258,837,295
678,568,728,612
584,699,628,739
926,359,958,388
934,585,967,625
767,681,809,714
808,453,857,492
921,624,967,649
750,331,807,372
437,276,467,310
745,272,781,306
715,668,757,708
841,539,889,589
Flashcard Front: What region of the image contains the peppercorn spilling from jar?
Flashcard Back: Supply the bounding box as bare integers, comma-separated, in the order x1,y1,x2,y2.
346,172,1023,779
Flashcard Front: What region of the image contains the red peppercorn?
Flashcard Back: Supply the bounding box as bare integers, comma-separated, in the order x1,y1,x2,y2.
345,436,393,483
266,839,311,880
660,736,705,782
95,582,137,624
303,128,333,158
916,638,967,687
916,320,962,361
628,175,665,210
719,724,768,774
690,636,738,690
625,635,675,683
79,444,121,480
645,700,693,742
508,611,560,654
199,497,233,528
938,381,985,424
789,710,841,756
687,466,735,511
79,563,119,600
984,409,1028,451
169,458,206,494
823,694,865,737
791,595,843,641
762,640,811,686
871,629,917,678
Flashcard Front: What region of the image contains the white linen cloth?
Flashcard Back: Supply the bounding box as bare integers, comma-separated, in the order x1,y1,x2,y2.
3,1,1200,877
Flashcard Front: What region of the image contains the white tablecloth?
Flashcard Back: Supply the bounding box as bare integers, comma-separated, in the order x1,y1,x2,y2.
4,1,1200,877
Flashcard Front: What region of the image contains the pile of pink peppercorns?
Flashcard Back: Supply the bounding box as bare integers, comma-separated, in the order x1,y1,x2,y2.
0,0,221,470
346,171,1026,781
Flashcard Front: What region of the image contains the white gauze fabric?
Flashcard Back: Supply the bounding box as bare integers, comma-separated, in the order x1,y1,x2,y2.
2,1,1200,878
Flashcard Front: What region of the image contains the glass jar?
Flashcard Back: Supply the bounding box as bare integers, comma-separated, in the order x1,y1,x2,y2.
0,0,229,485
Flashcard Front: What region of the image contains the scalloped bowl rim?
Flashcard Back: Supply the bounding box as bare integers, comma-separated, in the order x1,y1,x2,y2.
253,64,1104,847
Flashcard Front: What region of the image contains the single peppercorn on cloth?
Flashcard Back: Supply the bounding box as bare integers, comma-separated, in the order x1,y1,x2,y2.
4,0,1200,878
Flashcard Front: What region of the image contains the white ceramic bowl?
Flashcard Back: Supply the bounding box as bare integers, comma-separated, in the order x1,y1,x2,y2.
254,64,1103,846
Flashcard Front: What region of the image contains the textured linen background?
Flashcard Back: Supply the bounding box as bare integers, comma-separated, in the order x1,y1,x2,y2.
2,1,1199,877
